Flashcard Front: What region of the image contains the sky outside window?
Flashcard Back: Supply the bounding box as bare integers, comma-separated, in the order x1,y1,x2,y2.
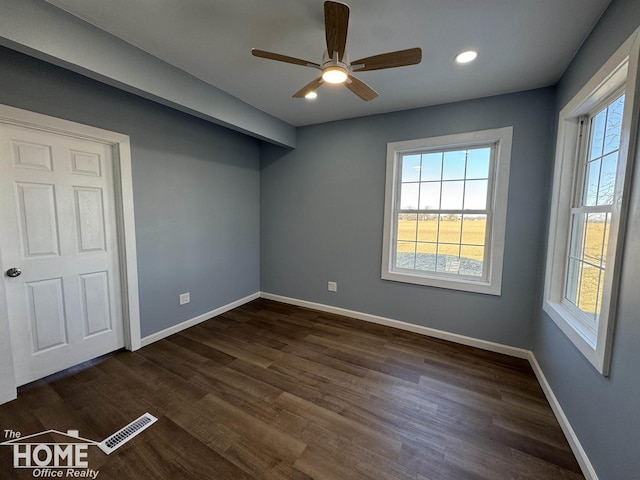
399,147,491,211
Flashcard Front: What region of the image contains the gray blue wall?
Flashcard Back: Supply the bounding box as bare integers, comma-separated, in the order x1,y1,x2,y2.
261,88,555,348
532,0,640,478
0,46,261,338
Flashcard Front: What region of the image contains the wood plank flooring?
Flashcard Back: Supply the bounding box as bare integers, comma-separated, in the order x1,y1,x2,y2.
0,299,584,479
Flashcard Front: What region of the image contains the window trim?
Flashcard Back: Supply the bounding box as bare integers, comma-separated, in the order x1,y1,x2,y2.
381,127,513,295
543,27,640,375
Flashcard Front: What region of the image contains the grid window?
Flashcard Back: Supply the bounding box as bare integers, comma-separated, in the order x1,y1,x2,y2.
564,95,624,334
543,29,640,374
395,147,491,277
382,128,512,295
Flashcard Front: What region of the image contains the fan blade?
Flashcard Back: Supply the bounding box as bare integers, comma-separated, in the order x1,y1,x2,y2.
345,75,378,101
324,1,349,61
352,48,422,72
293,77,324,98
252,49,320,69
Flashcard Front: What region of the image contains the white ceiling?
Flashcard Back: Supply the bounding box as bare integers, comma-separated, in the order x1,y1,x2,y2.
46,0,611,127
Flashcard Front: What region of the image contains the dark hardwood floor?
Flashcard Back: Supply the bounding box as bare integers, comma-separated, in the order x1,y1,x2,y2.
0,299,584,479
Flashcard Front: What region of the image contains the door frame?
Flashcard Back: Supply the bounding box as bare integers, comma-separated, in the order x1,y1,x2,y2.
0,104,141,404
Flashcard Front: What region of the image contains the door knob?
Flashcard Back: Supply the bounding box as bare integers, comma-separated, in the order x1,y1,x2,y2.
6,268,21,278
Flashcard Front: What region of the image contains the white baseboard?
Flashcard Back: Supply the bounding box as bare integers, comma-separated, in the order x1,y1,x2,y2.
259,292,530,359
528,352,599,480
140,292,260,347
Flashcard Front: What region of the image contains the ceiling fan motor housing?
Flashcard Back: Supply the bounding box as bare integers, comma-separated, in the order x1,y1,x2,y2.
321,50,350,82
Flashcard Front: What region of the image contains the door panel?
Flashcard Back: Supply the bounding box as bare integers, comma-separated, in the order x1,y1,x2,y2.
0,124,124,386
12,140,53,171
70,150,102,177
74,187,106,253
79,271,112,337
26,277,68,351
16,182,60,257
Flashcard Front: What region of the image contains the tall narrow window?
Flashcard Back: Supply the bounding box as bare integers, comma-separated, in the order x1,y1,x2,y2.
564,94,624,338
382,127,512,295
544,28,640,374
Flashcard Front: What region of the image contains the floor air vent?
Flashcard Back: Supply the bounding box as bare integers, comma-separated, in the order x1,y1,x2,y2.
98,412,158,454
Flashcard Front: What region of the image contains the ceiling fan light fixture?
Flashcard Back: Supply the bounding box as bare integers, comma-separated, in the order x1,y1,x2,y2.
322,66,348,84
253,2,419,101
304,91,318,99
455,50,478,64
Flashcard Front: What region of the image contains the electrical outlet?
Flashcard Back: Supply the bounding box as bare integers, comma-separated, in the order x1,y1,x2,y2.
328,281,337,292
179,292,190,305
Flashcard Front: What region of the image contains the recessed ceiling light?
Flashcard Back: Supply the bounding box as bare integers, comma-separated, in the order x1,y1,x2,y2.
455,50,478,64
305,91,318,99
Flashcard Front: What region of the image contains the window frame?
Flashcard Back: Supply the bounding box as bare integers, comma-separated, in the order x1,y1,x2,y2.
381,127,513,295
563,91,624,340
543,28,640,375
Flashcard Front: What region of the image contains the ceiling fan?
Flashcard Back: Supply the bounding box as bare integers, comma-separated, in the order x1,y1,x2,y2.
251,1,422,101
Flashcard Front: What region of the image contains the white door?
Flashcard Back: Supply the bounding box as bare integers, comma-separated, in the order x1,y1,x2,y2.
0,123,124,386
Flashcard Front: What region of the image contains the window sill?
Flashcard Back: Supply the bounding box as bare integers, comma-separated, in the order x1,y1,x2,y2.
382,269,501,295
542,300,604,373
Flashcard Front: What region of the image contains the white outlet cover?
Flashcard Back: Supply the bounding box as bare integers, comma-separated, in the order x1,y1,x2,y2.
179,292,190,305
328,282,337,292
